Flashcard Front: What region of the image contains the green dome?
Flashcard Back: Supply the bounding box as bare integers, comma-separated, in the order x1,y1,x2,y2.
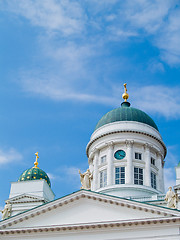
18,167,51,187
95,102,158,131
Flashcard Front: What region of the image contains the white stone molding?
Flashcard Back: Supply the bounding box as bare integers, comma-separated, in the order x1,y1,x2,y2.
86,124,167,159
1,216,180,236
125,140,134,184
1,190,179,232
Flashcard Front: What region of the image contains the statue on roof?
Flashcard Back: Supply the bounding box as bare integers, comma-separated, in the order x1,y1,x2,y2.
79,169,93,190
1,200,12,220
165,187,178,209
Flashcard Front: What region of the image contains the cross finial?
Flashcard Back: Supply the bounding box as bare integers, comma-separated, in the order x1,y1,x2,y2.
34,152,39,168
122,83,129,102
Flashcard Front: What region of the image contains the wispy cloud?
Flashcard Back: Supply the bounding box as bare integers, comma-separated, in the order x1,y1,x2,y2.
20,67,180,119
164,167,176,192
54,166,82,189
131,85,180,119
2,0,85,36
2,0,180,110
164,145,179,191
147,59,165,73
0,148,23,165
47,173,57,180
3,0,180,66
120,0,172,34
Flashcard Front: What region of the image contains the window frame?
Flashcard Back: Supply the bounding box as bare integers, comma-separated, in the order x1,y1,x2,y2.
115,167,125,184
151,157,155,166
134,167,143,185
151,171,156,189
100,169,107,188
100,155,106,164
135,152,142,160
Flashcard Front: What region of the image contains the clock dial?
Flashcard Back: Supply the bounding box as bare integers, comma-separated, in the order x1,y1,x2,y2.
114,150,126,160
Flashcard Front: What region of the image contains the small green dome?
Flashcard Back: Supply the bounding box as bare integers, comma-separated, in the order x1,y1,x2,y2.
18,167,51,187
95,102,158,131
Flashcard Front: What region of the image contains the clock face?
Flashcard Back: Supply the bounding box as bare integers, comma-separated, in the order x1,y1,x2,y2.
114,150,126,160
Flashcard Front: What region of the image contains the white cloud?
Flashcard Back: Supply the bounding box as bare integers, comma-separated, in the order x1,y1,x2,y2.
2,0,180,66
47,173,57,180
154,8,180,65
147,59,165,73
2,0,85,35
55,166,82,188
164,167,176,192
121,0,172,34
163,145,179,191
131,85,180,119
2,0,180,109
0,148,23,165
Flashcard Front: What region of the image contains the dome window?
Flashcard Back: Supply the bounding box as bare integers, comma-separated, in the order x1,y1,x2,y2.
115,167,125,184
135,152,142,160
100,170,107,188
100,155,106,164
151,157,155,166
134,167,143,185
151,172,156,189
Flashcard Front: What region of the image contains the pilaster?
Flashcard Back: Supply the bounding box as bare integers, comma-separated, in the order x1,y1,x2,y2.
92,149,99,191
107,142,114,186
157,151,163,192
144,143,151,187
125,140,134,184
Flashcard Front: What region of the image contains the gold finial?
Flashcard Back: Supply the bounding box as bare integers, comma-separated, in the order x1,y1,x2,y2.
122,83,129,102
34,152,39,168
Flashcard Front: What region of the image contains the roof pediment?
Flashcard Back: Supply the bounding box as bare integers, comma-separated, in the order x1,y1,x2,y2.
0,190,179,231
9,194,45,204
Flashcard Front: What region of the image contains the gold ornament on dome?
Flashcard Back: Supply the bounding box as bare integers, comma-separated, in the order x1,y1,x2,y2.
122,83,129,102
34,152,39,168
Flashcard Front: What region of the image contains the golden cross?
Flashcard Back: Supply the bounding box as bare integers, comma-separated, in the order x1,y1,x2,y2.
34,152,39,168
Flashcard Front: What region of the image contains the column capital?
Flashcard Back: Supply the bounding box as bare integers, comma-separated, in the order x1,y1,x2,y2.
88,158,93,165
156,151,163,159
125,140,134,147
106,141,114,149
93,147,100,155
144,143,153,151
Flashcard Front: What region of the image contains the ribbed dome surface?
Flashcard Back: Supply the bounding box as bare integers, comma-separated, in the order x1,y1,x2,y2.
95,102,158,131
18,167,51,187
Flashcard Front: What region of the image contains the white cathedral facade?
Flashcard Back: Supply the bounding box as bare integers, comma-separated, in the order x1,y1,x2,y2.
0,84,180,239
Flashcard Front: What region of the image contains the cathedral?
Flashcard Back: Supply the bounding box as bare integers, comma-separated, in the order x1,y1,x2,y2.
0,84,180,239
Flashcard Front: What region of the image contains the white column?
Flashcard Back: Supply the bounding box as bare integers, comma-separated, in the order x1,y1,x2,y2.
144,144,151,187
162,160,165,193
157,152,163,192
107,142,114,186
92,149,99,191
125,140,133,184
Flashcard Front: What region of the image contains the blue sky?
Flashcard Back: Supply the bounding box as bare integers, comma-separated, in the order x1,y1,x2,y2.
0,0,180,213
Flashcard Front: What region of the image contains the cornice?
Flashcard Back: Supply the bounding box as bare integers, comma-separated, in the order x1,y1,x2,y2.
86,130,167,158
0,216,180,235
9,194,47,204
0,190,179,230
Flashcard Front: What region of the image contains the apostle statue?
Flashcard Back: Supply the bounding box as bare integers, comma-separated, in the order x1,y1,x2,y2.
79,169,93,190
165,187,178,209
1,200,12,220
